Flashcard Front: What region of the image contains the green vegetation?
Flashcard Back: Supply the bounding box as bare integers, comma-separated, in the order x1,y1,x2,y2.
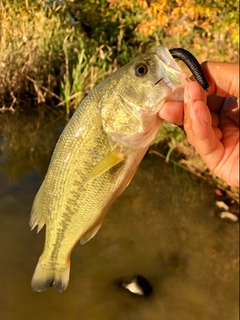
0,0,239,199
0,0,239,111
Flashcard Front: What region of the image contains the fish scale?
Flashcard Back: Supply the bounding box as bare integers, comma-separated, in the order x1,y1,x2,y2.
30,46,189,292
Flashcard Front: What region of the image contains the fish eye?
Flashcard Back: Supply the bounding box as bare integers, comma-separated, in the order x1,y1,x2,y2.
134,63,148,77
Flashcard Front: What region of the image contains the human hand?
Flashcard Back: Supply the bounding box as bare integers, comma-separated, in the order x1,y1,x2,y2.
159,62,239,187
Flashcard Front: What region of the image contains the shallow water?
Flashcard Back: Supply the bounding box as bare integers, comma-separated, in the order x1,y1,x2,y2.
0,112,238,320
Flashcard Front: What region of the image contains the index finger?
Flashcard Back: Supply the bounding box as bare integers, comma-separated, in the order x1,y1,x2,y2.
201,62,239,98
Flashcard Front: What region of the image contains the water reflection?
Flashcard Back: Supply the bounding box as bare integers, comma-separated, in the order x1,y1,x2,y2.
0,112,238,320
0,110,67,181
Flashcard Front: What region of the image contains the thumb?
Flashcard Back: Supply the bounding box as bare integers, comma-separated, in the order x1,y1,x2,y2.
184,81,223,160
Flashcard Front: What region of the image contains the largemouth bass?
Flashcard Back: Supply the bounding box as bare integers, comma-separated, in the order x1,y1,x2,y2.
30,46,189,292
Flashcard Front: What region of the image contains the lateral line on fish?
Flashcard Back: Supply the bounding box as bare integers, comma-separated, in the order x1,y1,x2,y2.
29,45,191,292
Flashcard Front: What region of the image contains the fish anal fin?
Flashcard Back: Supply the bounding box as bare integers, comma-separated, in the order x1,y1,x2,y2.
80,220,103,245
36,219,45,233
85,146,124,184
29,185,46,233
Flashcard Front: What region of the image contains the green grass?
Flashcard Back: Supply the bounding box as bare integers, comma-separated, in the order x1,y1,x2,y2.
0,0,238,112
0,0,238,202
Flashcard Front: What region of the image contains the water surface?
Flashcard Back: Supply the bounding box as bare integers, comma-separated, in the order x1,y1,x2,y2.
0,112,238,320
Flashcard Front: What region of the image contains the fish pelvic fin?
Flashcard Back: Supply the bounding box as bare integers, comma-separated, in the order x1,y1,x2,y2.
31,259,70,292
84,145,125,185
29,185,46,233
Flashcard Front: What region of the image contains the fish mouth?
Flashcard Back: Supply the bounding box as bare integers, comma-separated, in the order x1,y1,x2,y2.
154,77,163,85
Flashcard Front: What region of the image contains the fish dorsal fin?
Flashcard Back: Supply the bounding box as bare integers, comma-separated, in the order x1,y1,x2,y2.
85,145,125,184
80,221,103,245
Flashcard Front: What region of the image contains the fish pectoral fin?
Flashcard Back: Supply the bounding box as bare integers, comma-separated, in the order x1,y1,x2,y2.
29,185,46,233
80,220,103,245
85,146,125,184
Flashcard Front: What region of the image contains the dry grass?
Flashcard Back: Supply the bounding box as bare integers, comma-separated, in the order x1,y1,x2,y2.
0,1,120,112
0,1,66,108
0,0,239,112
0,0,238,201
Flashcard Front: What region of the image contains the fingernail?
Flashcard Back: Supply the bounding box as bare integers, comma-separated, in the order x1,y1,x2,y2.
184,83,190,103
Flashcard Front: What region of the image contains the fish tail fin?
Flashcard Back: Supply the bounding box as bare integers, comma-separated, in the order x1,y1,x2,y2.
31,260,70,292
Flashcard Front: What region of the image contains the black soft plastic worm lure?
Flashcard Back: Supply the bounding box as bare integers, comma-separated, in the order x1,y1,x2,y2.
169,48,209,92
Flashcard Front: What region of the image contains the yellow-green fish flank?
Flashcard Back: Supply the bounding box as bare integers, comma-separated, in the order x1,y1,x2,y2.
30,46,188,292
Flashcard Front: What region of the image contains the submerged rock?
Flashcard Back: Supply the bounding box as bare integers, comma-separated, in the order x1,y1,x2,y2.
219,211,239,222
215,201,229,211
120,275,152,296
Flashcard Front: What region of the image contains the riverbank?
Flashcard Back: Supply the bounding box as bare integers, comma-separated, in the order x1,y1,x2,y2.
0,1,239,204
0,0,239,112
0,111,238,206
150,126,239,205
